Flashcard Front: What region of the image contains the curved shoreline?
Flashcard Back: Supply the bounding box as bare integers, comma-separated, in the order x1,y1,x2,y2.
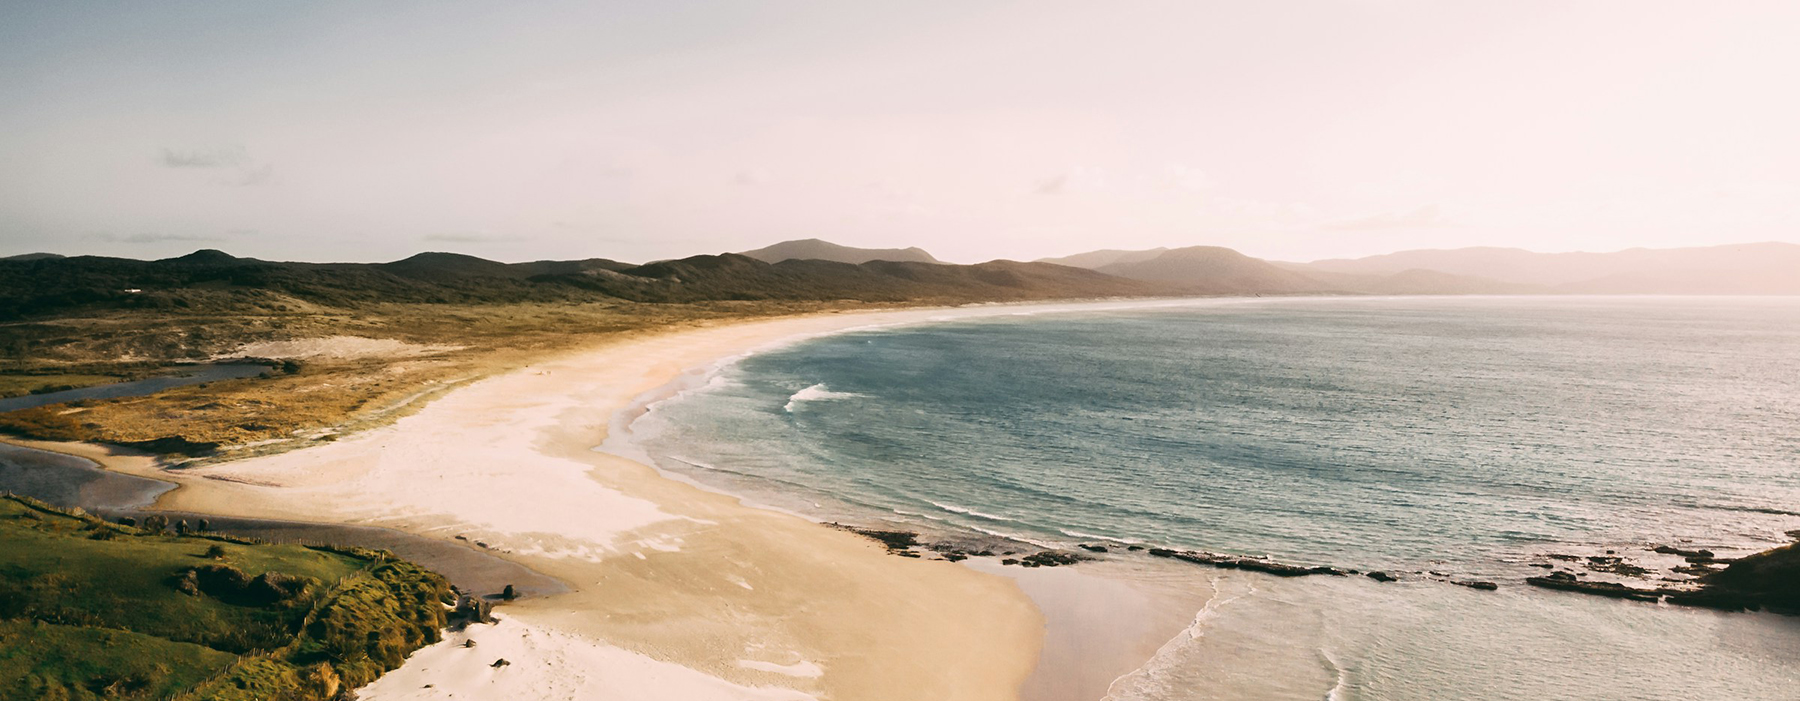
9,305,1117,700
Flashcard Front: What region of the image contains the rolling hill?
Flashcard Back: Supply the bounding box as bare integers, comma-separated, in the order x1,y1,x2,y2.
1091,246,1329,294
1292,242,1800,293
739,238,941,264
0,248,1165,320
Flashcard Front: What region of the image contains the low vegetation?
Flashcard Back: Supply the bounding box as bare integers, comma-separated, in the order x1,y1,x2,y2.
0,495,454,700
0,249,1164,458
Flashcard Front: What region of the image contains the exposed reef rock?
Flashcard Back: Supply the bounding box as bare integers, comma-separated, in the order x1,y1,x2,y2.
1670,542,1800,614
1526,571,1664,602
1148,548,1346,577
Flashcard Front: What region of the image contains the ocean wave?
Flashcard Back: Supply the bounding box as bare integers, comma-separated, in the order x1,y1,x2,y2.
965,524,1062,550
783,383,864,412
927,500,1014,521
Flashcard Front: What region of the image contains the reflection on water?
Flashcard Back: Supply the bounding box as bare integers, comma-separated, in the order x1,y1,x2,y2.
0,363,272,413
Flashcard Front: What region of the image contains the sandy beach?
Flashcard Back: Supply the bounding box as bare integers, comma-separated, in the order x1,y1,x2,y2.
40,307,1087,701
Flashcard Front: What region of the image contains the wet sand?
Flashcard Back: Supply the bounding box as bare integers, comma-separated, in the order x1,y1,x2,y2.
17,309,1060,700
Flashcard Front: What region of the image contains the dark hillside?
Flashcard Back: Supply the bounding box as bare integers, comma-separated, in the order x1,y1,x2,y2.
0,250,1167,320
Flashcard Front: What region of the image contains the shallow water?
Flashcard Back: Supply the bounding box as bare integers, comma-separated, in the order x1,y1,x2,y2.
630,297,1800,699
0,362,270,413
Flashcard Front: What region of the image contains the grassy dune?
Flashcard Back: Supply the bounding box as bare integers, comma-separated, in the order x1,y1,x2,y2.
0,496,454,700
0,299,864,457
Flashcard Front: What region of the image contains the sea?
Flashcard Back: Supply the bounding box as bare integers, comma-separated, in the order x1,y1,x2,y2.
620,296,1800,700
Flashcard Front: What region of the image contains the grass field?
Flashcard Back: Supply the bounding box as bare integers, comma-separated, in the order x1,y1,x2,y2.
0,496,455,700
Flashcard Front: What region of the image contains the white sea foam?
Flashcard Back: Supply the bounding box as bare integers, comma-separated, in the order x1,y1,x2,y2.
783,383,863,412
1101,576,1257,701
927,500,1014,521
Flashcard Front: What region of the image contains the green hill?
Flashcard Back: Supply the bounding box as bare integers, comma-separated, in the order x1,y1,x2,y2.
0,495,454,700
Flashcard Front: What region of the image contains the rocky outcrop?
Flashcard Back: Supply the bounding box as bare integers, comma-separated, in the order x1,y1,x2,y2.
1670,543,1800,614
1526,571,1664,602
1148,548,1347,577
448,593,496,630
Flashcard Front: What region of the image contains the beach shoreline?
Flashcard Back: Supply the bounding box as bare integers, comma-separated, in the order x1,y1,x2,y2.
4,304,1157,700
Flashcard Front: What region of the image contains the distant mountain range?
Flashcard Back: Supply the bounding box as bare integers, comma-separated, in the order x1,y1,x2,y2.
1282,242,1800,294
3,239,1793,320
0,247,1158,320
739,239,940,265
1037,241,1800,296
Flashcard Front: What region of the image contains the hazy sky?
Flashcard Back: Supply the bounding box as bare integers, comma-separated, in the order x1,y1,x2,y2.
3,1,1797,264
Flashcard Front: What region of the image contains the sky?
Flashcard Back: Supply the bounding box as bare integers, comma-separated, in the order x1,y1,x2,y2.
2,1,1797,264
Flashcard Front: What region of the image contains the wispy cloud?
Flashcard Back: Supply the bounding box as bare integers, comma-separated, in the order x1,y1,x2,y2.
1033,167,1108,195
1326,204,1450,230
159,146,250,169
158,146,273,186
423,232,525,243
89,232,227,244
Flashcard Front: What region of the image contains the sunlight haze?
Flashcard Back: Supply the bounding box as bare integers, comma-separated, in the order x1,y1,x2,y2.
3,1,1796,263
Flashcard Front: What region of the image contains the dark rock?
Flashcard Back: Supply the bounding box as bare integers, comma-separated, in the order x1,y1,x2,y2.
941,553,967,562
1584,556,1652,577
1020,551,1087,567
1670,563,1721,577
1147,548,1178,558
1000,558,1020,566
1652,545,1715,559
833,525,919,552
501,584,516,601
1078,544,1108,553
491,659,509,668
449,595,495,629
463,640,477,648
1526,572,1666,602
1675,542,1800,614
1366,571,1398,582
1126,545,1145,552
1454,580,1499,591
1545,553,1581,562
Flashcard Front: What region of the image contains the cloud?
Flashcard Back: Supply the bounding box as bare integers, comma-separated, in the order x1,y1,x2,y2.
87,232,227,244
1325,204,1450,230
158,146,250,169
1034,167,1108,195
422,232,525,243
158,146,274,186
1161,164,1213,192
734,169,768,186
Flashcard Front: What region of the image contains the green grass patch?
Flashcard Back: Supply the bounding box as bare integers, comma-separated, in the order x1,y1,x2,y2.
0,496,455,700
0,620,234,701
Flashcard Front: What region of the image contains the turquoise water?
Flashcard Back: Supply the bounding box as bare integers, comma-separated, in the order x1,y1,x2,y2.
630,297,1800,699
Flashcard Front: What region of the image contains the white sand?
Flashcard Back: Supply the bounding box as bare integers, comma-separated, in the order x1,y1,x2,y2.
220,335,461,361
360,616,819,701
59,299,1220,700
